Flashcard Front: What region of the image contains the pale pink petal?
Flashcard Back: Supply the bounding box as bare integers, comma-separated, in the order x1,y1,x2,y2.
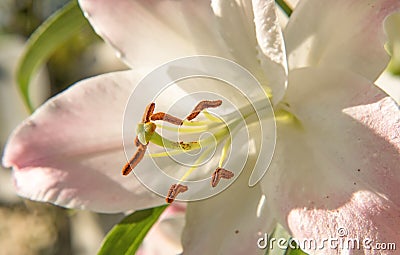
137,204,185,255
289,191,399,255
2,70,165,212
285,0,400,81
262,67,400,254
78,0,231,69
182,150,276,255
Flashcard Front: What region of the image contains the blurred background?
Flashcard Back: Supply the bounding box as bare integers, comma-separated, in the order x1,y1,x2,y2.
0,1,127,254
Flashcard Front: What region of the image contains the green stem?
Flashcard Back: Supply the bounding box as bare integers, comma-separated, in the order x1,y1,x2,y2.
275,0,293,17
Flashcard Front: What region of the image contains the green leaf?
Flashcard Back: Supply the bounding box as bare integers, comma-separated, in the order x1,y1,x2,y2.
16,0,88,112
275,0,293,17
264,224,309,255
285,240,309,255
98,205,168,255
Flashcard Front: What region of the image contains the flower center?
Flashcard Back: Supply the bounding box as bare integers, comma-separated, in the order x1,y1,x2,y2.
122,98,298,203
122,100,236,203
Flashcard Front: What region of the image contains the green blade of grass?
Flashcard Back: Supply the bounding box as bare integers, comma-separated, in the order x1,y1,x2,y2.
16,0,88,112
98,205,168,255
275,0,293,17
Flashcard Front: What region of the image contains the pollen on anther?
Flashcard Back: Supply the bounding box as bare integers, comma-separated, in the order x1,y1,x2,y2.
186,100,222,121
142,102,155,123
166,184,188,203
211,167,234,187
179,141,196,150
134,136,140,147
122,144,146,176
150,112,183,125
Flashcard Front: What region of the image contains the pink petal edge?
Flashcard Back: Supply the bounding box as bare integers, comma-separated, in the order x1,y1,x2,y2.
3,70,165,212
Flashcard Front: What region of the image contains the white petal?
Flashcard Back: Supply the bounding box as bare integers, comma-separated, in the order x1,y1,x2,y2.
211,0,287,103
78,0,231,68
252,0,288,104
285,0,400,80
79,0,287,102
262,67,400,252
3,70,165,212
376,71,400,104
182,150,276,254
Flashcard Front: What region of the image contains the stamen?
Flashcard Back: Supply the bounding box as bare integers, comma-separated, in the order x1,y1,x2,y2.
122,144,146,176
148,149,188,158
181,119,214,127
211,167,234,187
149,131,201,151
166,184,188,203
155,123,209,133
142,102,155,123
134,136,140,147
186,100,222,121
218,136,232,167
150,112,183,125
202,110,223,123
178,146,214,182
123,99,238,200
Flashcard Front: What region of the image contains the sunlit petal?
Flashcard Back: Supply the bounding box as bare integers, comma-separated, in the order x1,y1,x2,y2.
252,0,288,104
182,138,276,254
263,67,400,252
285,0,400,81
3,70,165,212
78,0,231,68
289,190,399,255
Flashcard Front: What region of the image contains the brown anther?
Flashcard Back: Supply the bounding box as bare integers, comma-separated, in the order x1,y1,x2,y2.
150,112,183,125
142,102,155,123
186,100,222,121
134,136,141,147
122,144,147,176
211,167,234,187
166,184,188,203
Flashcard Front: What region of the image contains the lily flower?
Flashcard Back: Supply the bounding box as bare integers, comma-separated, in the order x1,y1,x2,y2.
2,0,400,254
